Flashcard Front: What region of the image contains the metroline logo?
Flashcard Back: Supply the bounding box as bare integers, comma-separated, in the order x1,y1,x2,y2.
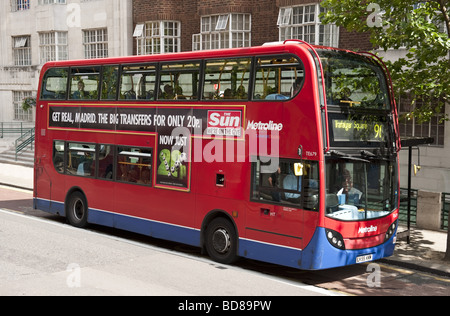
246,120,283,131
358,225,378,234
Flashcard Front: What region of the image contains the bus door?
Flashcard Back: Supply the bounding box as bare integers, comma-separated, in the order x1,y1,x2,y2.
248,159,319,250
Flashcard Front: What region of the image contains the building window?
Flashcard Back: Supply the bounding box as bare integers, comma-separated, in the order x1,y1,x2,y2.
13,36,32,66
398,95,445,146
39,32,68,64
13,91,33,121
278,4,339,47
83,29,108,59
193,13,251,51
11,0,30,11
134,21,181,55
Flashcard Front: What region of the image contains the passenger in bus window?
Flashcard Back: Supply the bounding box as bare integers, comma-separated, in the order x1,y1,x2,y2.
118,156,128,181
127,167,138,183
72,81,89,99
291,77,303,97
76,153,93,176
162,84,174,99
283,170,301,202
236,85,247,99
52,142,64,173
139,166,151,185
268,165,281,202
223,89,233,99
175,86,186,99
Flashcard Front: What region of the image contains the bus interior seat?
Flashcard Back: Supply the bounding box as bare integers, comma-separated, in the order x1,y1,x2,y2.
326,193,339,214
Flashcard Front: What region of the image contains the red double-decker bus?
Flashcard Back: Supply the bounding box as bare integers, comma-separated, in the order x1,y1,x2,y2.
34,40,400,270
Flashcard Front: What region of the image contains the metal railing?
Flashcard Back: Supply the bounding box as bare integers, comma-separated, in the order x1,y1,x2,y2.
399,188,418,226
15,127,35,161
442,193,449,230
0,122,34,138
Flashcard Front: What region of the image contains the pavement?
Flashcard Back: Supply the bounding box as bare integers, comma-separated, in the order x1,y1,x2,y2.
0,162,449,277
383,226,450,278
0,162,33,190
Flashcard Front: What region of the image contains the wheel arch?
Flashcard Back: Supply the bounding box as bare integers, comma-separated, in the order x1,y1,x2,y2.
65,186,88,210
64,186,89,226
200,209,239,251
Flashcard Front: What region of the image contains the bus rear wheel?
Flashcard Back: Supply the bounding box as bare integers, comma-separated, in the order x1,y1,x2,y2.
205,217,238,265
66,191,88,228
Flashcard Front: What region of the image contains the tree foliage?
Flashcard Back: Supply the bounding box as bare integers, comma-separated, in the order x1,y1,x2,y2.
320,0,450,123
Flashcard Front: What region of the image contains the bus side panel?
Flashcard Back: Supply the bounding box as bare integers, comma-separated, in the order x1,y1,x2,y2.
281,47,324,161
302,209,320,246
113,133,196,228
86,180,198,245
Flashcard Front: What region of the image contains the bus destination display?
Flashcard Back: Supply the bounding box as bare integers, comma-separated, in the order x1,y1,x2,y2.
331,117,386,143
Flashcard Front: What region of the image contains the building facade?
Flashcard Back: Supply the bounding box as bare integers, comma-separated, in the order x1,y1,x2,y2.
0,0,133,123
131,0,372,55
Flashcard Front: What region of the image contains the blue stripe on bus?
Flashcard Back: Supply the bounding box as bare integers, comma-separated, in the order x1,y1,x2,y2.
34,198,201,248
34,198,65,216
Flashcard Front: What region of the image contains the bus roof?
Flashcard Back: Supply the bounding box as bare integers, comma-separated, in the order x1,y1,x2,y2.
40,41,349,69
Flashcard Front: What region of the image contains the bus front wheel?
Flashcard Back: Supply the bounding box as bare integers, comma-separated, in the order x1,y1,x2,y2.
66,191,88,228
205,217,238,265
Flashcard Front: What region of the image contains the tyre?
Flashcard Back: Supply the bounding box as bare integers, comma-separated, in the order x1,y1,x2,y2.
205,217,238,264
66,191,88,228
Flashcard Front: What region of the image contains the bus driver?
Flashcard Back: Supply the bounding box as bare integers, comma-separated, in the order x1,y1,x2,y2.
337,169,362,204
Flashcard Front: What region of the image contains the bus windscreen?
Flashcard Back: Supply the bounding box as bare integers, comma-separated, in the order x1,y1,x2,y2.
317,49,391,110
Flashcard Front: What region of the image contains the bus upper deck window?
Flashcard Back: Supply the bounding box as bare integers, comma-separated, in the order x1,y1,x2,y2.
120,64,157,101
101,66,119,100
253,55,305,101
203,58,252,101
158,62,200,101
40,68,69,100
69,67,101,100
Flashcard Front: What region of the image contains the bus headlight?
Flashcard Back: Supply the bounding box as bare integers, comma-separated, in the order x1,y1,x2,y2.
326,229,345,250
384,220,398,243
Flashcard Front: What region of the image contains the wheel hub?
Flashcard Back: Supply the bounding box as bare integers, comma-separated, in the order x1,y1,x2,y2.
73,199,85,221
212,228,231,254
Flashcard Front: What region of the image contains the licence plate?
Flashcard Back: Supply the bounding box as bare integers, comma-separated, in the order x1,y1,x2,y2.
356,254,373,263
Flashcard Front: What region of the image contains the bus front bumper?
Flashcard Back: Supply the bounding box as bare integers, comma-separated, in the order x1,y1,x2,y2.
299,226,397,270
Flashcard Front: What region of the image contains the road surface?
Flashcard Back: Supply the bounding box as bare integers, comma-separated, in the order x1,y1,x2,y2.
0,203,333,296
